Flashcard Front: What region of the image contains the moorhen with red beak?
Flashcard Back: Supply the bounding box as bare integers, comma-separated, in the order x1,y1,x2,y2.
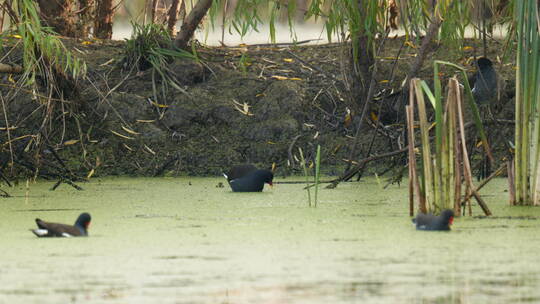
31,212,91,237
223,164,273,192
413,209,454,231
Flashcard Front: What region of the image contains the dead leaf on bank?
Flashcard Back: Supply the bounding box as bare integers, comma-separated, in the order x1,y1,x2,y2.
144,145,156,155
123,143,133,151
121,125,140,135
342,159,359,165
87,169,95,180
232,99,254,116
344,108,352,127
110,130,134,140
63,139,79,146
149,99,169,108
100,58,115,66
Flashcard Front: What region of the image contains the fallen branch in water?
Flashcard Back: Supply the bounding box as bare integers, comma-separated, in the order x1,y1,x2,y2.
327,146,409,188
0,189,10,197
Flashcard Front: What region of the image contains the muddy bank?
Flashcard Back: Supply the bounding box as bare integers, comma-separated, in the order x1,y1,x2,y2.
0,37,516,178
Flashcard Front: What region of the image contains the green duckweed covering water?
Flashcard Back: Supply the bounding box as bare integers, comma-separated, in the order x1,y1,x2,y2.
1,177,539,303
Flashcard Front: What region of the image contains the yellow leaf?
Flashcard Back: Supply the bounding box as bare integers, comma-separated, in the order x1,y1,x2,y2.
271,162,276,172
267,141,277,144
87,169,95,179
271,75,288,80
10,34,22,39
8,74,15,83
370,111,378,122
344,112,352,127
379,79,389,83
121,125,141,135
63,139,79,145
256,93,266,97
110,130,134,140
289,77,302,81
463,46,473,51
82,41,93,45
404,41,416,48
149,100,169,108
283,58,294,62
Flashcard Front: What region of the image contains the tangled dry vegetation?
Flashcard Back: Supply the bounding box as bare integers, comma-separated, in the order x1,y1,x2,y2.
0,36,516,190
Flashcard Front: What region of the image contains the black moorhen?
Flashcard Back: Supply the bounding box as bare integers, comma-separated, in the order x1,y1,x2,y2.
31,212,91,237
469,57,498,180
470,57,498,105
224,164,258,182
223,164,273,192
413,209,454,231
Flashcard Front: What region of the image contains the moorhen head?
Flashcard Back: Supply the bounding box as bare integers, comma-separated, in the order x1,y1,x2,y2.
224,165,273,192
413,209,454,231
31,212,91,237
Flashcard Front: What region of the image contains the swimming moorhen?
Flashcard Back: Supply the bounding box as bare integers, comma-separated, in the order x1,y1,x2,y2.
413,209,454,231
31,212,91,237
223,164,273,192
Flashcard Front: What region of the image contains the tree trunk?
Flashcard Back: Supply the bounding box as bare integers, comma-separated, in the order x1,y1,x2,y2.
349,0,374,111
78,0,95,38
94,0,114,39
174,0,213,50
167,0,182,36
37,0,78,37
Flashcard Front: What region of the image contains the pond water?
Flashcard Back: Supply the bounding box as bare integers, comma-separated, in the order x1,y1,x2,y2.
1,177,539,303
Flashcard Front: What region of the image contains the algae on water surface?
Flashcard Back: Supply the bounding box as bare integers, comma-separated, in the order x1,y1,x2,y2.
1,177,539,303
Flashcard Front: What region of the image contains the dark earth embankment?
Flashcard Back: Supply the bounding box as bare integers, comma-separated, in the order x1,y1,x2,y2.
0,37,516,179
